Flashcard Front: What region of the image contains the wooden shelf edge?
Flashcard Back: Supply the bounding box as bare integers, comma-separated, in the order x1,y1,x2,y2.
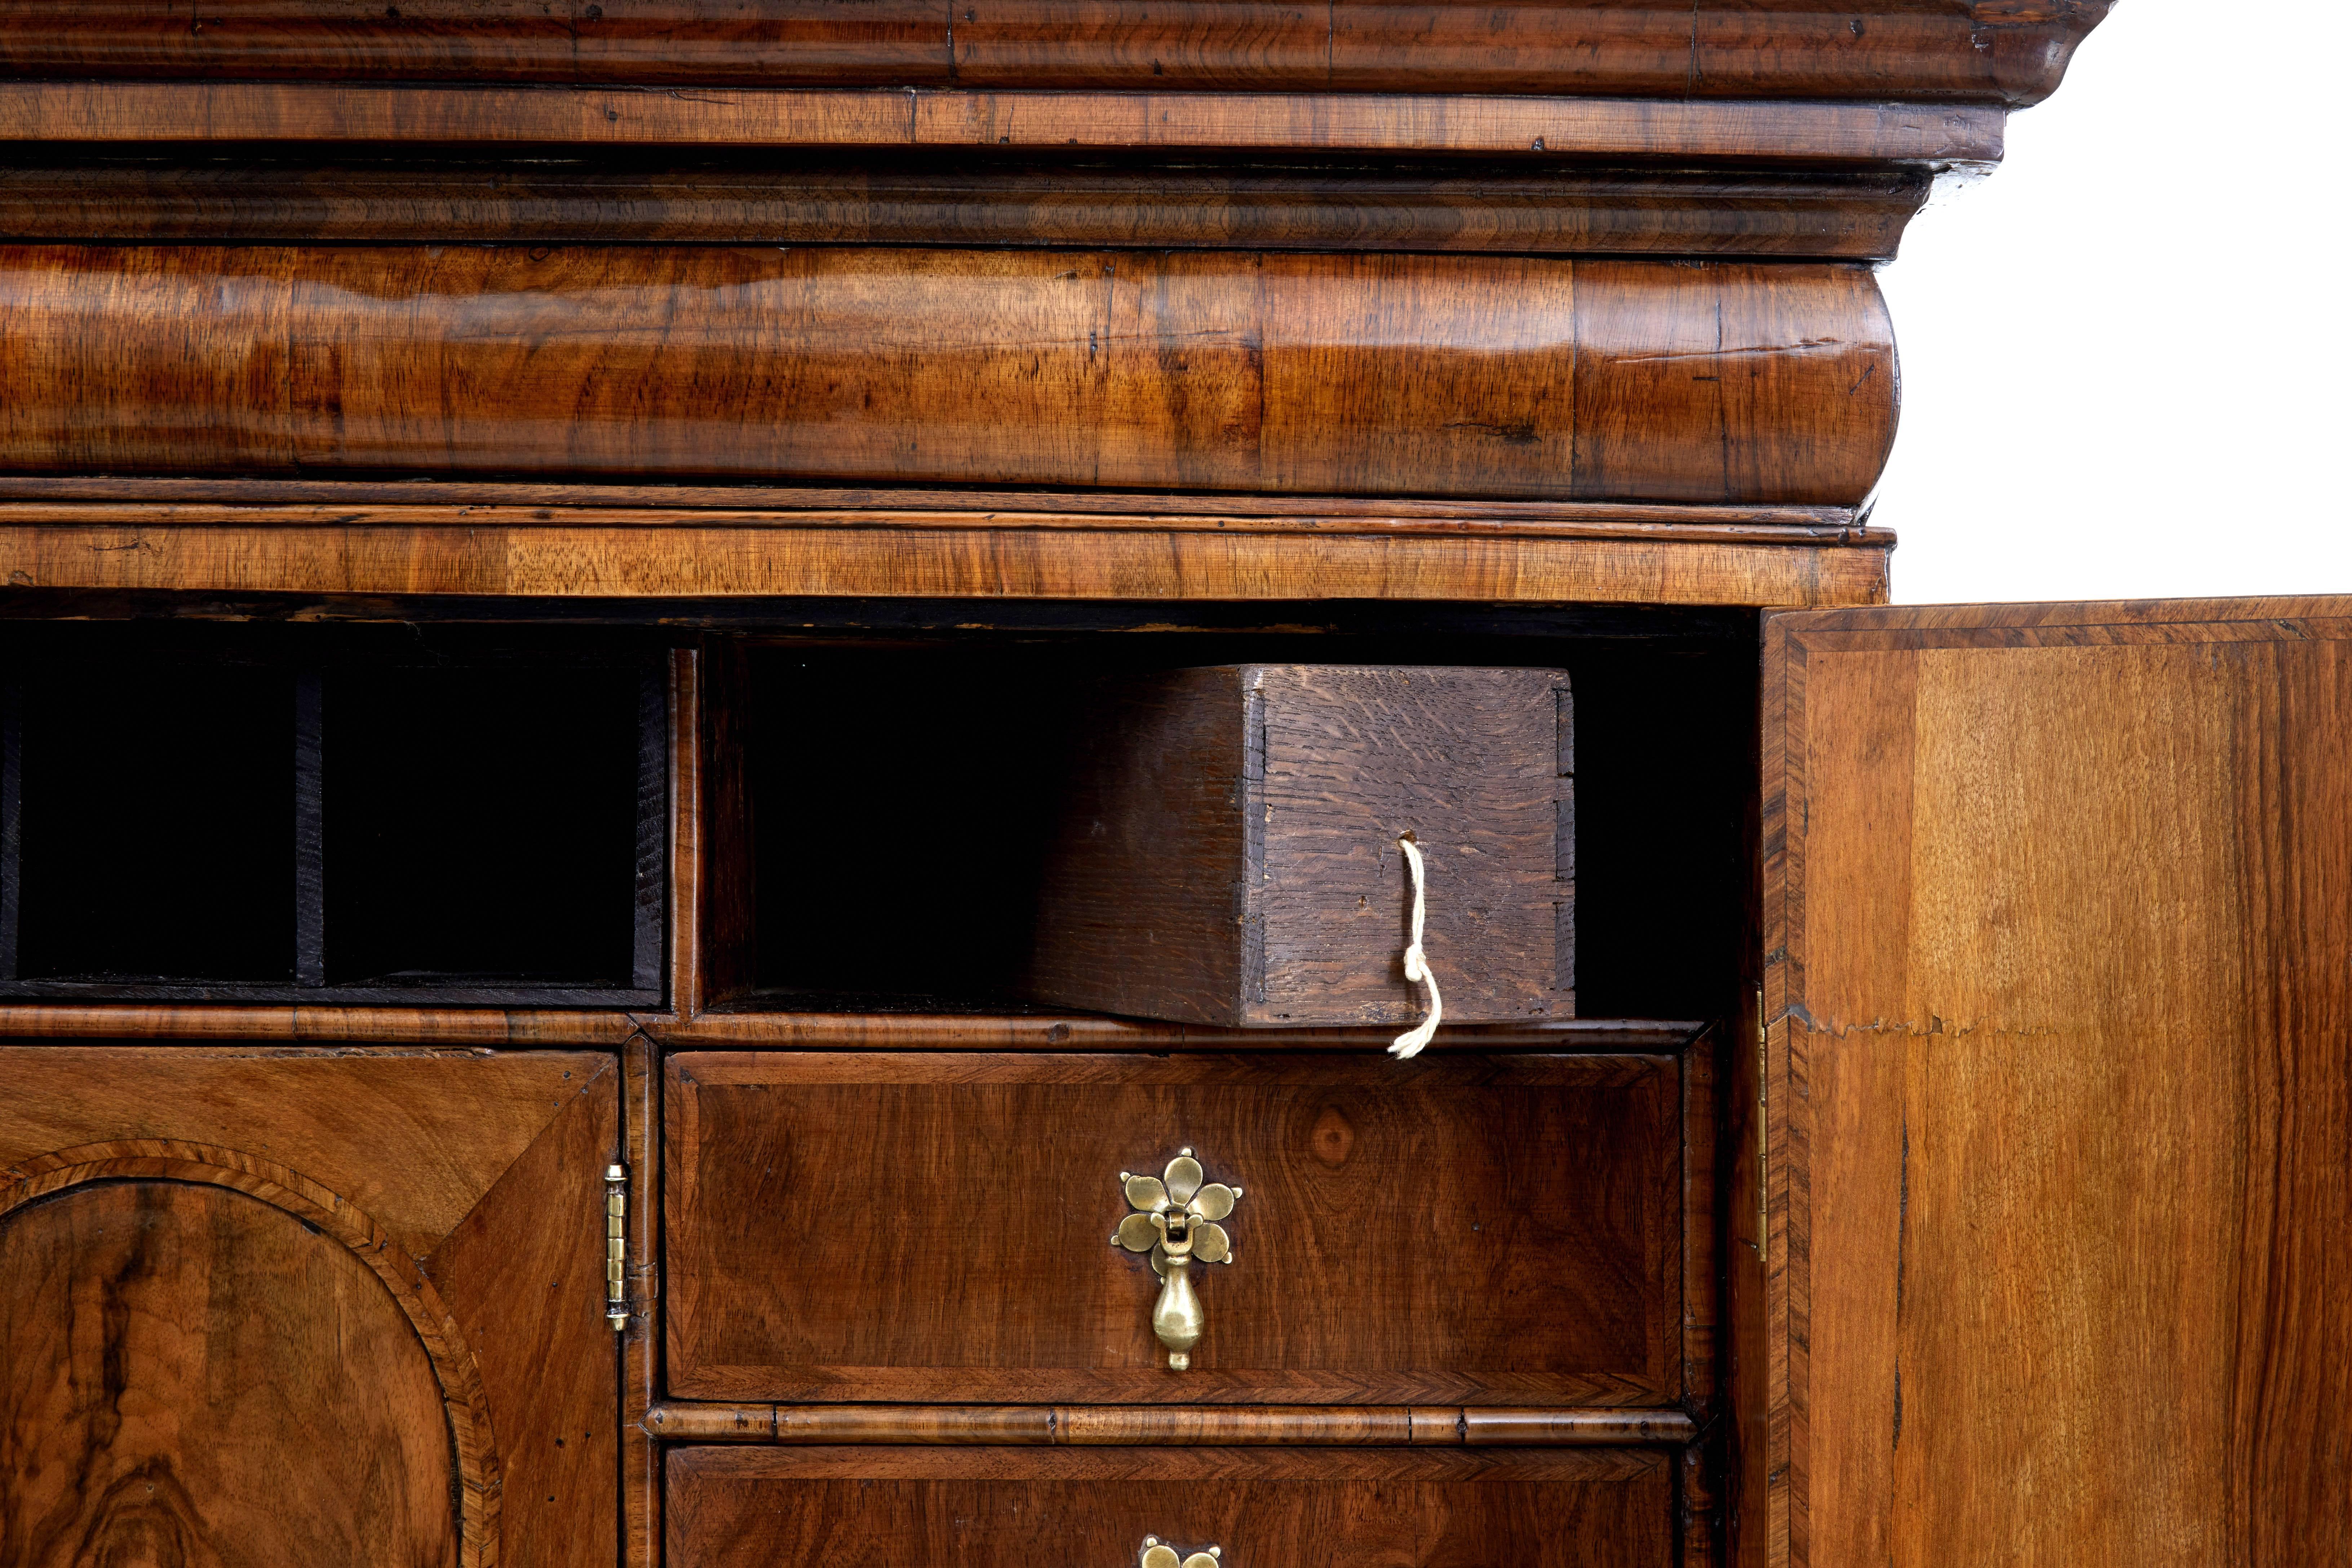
0,83,2006,164
0,983,655,1007
0,479,1873,529
0,497,1877,546
0,1004,648,1044
0,520,1891,609
642,1403,1700,1448
0,1004,1702,1049
655,1014,1705,1051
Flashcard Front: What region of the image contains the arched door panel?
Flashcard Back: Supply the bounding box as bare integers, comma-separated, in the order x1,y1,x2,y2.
0,1048,622,1568
0,1179,461,1568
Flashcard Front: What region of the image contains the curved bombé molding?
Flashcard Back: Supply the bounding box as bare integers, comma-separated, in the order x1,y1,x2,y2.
0,245,1898,509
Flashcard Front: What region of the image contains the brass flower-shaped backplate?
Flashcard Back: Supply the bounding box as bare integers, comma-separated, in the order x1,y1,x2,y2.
1141,1537,1221,1568
1113,1148,1239,1275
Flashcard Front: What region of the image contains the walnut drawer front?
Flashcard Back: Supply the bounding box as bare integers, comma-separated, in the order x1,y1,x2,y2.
664,1051,1680,1404
666,1446,1674,1567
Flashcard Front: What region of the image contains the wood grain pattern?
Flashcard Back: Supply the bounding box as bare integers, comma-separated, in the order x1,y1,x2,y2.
1684,1437,1723,1568
1028,665,1568,1026
0,1003,642,1043
961,1,2109,102
623,1032,664,1568
0,519,1891,609
0,1046,622,1568
668,1445,1676,1568
643,1402,1699,1445
1679,1024,1722,1431
665,1050,1680,1405
424,1068,622,1568
1737,608,1788,1568
1760,598,2352,1567
0,1179,462,1567
0,478,1871,533
0,160,1935,260
0,1140,502,1562
0,3,2105,103
0,83,2009,163
1461,1409,1700,1447
0,498,1885,545
0,1007,1700,1053
0,1047,601,1257
0,248,1894,506
664,1014,1699,1051
990,1406,1421,1446
1572,259,1892,506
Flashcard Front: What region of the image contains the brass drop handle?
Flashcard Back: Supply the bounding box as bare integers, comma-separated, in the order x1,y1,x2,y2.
1141,1538,1222,1568
1111,1148,1239,1372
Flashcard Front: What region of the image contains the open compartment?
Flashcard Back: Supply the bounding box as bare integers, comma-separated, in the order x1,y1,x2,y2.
321,659,662,993
0,625,667,1005
705,602,1751,1027
2,653,293,987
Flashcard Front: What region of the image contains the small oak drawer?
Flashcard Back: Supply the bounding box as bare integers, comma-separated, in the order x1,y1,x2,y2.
664,1051,1680,1404
666,1446,1674,1568
1026,663,1574,1028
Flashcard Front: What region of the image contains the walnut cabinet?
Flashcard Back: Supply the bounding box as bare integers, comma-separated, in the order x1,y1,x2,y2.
9,598,2345,1568
4,4,2347,1565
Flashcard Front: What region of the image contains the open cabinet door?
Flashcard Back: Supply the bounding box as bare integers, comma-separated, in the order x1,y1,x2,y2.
1751,599,2352,1568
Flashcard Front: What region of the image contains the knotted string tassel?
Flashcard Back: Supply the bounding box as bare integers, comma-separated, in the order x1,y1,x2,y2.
1389,834,1443,1059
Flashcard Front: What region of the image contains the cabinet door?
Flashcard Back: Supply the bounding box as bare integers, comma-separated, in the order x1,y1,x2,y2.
1750,598,2352,1568
0,1046,621,1568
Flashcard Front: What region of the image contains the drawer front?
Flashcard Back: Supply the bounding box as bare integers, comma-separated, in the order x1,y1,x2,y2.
1026,663,1573,1028
667,1447,1673,1568
665,1051,1679,1403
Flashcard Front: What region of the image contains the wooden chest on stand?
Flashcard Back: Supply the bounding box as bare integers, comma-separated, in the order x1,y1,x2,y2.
4,4,2348,1565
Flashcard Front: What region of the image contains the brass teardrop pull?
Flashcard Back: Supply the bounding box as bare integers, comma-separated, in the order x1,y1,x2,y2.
1140,1537,1222,1568
1111,1147,1240,1371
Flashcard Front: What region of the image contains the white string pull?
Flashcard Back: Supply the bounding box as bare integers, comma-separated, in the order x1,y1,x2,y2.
1389,834,1443,1059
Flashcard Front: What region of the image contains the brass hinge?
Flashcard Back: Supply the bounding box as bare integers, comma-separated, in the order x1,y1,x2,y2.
1754,987,1769,1265
604,1162,630,1332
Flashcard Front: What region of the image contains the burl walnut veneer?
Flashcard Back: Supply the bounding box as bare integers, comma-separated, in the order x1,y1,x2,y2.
0,1046,621,1568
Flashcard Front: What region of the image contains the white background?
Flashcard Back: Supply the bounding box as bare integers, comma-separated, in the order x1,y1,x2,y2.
1871,0,2352,605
